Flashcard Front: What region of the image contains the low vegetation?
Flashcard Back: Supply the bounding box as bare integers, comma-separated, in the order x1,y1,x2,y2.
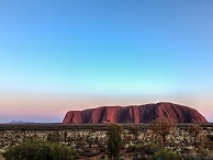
2,139,76,160
0,120,212,160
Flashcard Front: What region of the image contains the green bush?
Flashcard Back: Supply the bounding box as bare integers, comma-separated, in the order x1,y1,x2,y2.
3,139,76,160
183,149,213,160
128,144,144,152
199,149,213,160
182,151,200,160
144,143,159,155
207,135,213,142
127,143,159,156
81,149,100,157
152,149,181,160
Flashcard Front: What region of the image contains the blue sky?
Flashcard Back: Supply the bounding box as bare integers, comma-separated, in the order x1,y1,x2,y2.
0,0,213,122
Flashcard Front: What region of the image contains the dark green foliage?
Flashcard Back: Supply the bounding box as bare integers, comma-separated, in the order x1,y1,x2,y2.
183,149,213,160
47,131,61,143
152,149,181,160
199,149,213,160
63,131,68,143
127,144,143,152
2,139,76,160
81,149,100,157
144,143,159,155
107,123,123,160
128,143,159,153
183,151,200,160
207,135,213,142
127,126,140,143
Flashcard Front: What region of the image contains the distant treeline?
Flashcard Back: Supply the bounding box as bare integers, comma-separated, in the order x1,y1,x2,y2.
0,123,212,131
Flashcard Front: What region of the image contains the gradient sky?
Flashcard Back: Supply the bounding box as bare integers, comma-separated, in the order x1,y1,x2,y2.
0,0,213,123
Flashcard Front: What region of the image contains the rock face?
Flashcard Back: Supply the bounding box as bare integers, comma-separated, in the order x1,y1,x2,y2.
63,102,207,124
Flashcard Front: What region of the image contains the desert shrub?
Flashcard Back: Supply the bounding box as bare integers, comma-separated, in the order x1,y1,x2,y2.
206,135,213,149
47,131,61,143
183,149,213,160
81,149,100,157
152,149,181,160
128,144,144,152
128,143,159,154
144,143,159,155
183,151,200,160
2,139,76,160
199,149,213,160
207,135,213,142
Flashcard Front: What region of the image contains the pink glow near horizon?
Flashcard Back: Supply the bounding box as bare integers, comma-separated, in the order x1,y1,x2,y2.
0,91,213,123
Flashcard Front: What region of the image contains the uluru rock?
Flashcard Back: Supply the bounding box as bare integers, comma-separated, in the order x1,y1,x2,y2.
63,102,207,124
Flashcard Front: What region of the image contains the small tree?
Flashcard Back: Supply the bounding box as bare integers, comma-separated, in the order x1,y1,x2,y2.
127,125,140,144
47,131,61,143
21,128,26,140
188,124,202,146
150,118,176,147
64,131,68,143
107,123,123,160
